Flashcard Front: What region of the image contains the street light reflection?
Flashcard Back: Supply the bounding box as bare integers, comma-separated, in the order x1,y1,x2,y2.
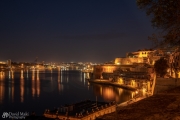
20,70,24,102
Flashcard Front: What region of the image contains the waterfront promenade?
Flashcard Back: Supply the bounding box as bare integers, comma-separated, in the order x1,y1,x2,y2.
96,86,180,120
88,79,137,91
43,100,116,120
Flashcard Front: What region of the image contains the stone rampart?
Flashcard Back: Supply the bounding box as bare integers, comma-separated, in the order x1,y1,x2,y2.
154,78,180,94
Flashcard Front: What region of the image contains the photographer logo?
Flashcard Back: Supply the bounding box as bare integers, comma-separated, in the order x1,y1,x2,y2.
2,112,29,119
2,112,9,118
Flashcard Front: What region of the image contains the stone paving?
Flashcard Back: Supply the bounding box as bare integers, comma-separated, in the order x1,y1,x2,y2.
96,86,180,120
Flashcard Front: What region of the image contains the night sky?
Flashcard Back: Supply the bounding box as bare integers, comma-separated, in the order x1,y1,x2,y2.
0,0,155,63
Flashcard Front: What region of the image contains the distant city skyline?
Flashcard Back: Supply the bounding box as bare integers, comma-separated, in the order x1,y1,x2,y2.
0,0,156,63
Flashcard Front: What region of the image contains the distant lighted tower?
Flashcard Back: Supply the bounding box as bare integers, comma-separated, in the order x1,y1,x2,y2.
7,59,11,68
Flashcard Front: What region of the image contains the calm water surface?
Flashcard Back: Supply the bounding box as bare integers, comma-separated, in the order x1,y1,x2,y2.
0,70,133,115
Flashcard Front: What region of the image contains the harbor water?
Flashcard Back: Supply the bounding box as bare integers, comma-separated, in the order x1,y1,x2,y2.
0,70,133,115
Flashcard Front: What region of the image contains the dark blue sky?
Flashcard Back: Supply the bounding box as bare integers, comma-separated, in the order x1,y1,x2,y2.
0,0,155,63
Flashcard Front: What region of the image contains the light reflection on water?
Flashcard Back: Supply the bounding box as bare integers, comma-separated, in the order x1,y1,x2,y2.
0,71,5,104
20,70,24,102
0,70,133,115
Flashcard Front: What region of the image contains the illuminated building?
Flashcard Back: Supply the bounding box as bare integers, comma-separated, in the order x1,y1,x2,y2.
115,49,155,65
93,65,119,79
0,61,7,70
115,57,145,65
126,49,154,58
93,49,156,79
92,49,156,94
169,48,180,78
7,59,11,68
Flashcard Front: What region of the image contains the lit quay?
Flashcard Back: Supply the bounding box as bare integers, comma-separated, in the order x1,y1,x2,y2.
44,100,116,120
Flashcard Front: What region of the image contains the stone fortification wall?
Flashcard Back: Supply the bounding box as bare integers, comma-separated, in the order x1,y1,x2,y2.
115,58,144,65
154,78,180,94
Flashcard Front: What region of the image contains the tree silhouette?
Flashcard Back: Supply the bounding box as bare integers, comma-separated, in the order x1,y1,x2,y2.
137,0,180,48
154,58,169,77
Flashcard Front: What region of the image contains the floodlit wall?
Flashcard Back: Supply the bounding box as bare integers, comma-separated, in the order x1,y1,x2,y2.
115,58,144,65
93,65,119,79
154,78,180,94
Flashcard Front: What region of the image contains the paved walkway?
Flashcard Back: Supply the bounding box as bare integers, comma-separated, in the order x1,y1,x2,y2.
96,86,180,120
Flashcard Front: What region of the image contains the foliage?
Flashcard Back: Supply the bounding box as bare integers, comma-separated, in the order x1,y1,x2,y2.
169,48,180,78
154,57,169,77
136,0,180,48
